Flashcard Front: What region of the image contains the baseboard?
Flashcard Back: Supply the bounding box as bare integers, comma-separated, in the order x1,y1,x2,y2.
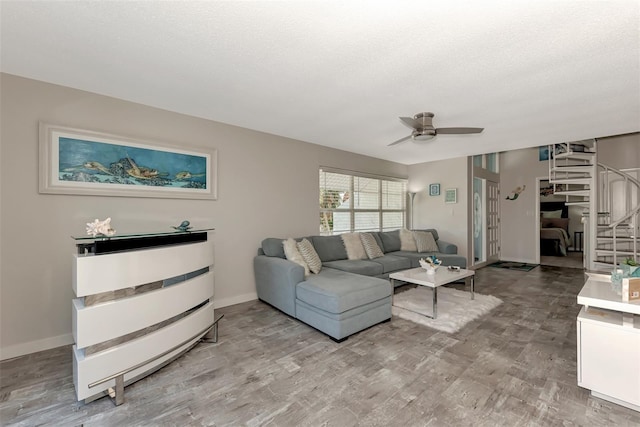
0,333,73,361
591,391,640,412
214,292,257,309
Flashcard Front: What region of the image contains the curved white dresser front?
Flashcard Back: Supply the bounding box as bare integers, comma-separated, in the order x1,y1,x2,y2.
72,234,215,404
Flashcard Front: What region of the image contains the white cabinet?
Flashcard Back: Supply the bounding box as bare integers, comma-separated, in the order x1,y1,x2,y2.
72,231,215,404
577,275,640,412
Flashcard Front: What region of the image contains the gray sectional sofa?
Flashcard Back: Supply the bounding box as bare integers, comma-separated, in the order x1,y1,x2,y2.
253,229,466,341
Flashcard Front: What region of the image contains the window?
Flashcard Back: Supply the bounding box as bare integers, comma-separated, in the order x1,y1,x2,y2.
473,153,499,173
319,168,407,235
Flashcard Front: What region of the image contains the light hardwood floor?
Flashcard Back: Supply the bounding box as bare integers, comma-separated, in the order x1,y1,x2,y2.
2,266,639,426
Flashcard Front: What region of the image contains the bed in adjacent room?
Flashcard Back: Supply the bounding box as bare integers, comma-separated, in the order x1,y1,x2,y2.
540,202,572,256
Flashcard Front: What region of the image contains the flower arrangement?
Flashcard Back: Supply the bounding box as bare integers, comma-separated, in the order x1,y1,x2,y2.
419,255,442,273
86,217,116,238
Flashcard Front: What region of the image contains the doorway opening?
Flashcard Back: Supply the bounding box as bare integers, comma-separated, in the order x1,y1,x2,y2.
536,176,584,269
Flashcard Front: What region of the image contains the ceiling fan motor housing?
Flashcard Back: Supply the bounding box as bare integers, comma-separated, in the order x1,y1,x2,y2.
414,112,434,120
412,112,436,140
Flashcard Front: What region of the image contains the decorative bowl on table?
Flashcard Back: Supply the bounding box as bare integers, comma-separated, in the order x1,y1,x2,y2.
419,256,442,274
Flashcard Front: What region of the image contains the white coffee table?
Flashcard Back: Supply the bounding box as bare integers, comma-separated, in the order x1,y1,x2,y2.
389,267,475,319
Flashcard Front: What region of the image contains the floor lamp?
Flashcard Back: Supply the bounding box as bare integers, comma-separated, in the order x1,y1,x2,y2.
408,192,416,230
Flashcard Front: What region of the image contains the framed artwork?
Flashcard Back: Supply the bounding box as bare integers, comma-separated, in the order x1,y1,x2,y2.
539,144,572,161
429,183,440,196
445,188,458,204
538,146,550,161
39,123,217,199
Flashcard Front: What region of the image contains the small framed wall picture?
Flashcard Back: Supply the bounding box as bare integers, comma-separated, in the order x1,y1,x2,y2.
445,188,458,204
429,183,440,196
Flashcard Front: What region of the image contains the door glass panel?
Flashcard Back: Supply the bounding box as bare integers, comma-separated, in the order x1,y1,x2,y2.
473,177,485,263
487,181,500,261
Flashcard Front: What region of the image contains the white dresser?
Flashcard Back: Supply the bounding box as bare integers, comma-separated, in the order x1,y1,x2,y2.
72,229,216,404
577,273,640,412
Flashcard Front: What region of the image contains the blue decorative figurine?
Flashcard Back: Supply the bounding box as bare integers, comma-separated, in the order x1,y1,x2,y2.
172,220,192,232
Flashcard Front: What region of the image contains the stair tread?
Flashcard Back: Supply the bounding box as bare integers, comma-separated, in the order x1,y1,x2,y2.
549,178,592,184
551,165,593,170
553,190,590,196
554,152,596,160
595,249,638,256
565,202,590,206
593,261,619,269
597,236,637,241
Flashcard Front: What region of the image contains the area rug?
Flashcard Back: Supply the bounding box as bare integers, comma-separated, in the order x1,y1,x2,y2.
392,287,502,334
488,261,539,271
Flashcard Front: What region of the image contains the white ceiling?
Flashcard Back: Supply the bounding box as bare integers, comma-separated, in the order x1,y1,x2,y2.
1,1,638,165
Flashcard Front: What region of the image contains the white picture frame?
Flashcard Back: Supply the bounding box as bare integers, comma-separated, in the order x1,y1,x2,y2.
445,188,457,204
39,122,218,200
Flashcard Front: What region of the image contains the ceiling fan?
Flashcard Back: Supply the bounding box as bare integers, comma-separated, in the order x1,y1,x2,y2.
388,112,484,146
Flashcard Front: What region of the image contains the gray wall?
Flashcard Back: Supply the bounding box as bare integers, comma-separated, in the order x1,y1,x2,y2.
408,157,469,258
0,74,407,359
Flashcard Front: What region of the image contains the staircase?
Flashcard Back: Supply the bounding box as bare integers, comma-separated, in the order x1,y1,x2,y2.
548,139,640,272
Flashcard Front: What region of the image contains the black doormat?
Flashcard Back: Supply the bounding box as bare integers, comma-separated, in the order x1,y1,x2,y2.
488,261,539,272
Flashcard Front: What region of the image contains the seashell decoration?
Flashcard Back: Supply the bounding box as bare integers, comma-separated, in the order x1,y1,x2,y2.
86,217,116,238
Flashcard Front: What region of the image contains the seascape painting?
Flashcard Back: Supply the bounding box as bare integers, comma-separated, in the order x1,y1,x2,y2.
39,123,217,199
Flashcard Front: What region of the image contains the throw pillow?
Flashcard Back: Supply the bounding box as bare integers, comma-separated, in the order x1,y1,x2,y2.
341,232,367,260
283,238,310,276
297,238,322,274
399,228,417,252
414,231,438,253
360,233,384,259
542,210,563,218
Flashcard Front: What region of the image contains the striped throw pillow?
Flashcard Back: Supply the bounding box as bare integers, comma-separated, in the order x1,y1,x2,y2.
283,238,310,276
297,238,322,274
360,233,384,259
414,231,438,253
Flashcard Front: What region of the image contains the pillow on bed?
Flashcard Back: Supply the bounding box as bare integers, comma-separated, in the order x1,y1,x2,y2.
541,218,569,229
541,210,563,218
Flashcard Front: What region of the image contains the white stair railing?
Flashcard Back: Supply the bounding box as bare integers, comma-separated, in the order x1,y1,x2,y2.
595,164,640,267
547,140,640,271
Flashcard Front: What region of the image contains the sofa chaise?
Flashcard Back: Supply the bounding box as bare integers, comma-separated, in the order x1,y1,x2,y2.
253,229,466,341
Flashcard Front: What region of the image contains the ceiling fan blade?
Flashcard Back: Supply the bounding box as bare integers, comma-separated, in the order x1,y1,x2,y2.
436,127,484,134
399,117,420,129
388,135,412,146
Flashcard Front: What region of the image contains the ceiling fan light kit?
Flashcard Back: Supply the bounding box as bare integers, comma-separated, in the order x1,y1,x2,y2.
389,112,484,146
412,130,436,141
